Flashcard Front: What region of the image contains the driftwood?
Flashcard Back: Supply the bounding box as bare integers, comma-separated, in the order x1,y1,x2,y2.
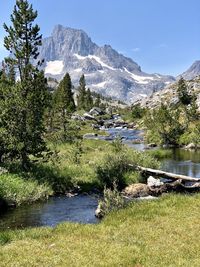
135,165,200,182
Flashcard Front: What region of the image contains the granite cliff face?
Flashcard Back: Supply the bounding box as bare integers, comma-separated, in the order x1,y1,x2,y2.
178,61,200,80
39,25,175,102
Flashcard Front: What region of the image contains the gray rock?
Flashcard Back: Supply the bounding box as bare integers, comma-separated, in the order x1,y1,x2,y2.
71,114,85,121
147,176,164,187
83,113,97,121
185,143,196,150
95,204,103,218
122,183,150,198
89,107,105,116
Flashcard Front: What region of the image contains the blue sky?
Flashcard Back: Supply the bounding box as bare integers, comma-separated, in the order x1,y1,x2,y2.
0,0,200,76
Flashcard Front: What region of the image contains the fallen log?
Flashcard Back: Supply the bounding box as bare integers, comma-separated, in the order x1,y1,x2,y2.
132,165,200,182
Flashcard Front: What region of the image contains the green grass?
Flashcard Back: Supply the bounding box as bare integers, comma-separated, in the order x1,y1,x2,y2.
0,173,52,206
146,148,173,159
0,194,200,266
0,136,160,205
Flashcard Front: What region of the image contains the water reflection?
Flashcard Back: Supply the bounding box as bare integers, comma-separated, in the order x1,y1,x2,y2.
0,195,99,230
161,149,200,178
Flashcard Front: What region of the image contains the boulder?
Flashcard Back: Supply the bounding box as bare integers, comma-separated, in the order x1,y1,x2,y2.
127,122,136,129
147,176,164,187
95,204,103,218
185,143,196,150
89,107,105,116
71,114,85,121
83,113,97,121
122,183,150,198
92,124,100,130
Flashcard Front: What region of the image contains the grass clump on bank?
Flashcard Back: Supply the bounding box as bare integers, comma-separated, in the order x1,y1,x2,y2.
146,148,173,159
0,173,51,206
1,194,200,266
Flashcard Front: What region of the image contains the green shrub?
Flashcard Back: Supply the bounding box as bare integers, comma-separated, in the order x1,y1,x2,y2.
29,164,73,194
96,148,159,190
179,123,200,146
0,232,11,245
111,136,124,153
70,140,83,164
96,152,132,190
98,183,125,217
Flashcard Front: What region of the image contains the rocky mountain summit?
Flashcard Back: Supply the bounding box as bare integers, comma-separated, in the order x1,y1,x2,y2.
39,25,175,103
178,61,200,80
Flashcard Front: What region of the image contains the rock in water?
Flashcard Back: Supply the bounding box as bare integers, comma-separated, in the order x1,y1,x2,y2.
95,204,103,218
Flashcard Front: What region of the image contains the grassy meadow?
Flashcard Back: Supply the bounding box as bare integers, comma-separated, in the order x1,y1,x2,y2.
0,194,200,266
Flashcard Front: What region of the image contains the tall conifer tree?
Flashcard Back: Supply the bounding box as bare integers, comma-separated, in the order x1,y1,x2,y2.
55,73,76,140
2,0,48,169
177,77,192,105
85,88,93,111
77,74,87,110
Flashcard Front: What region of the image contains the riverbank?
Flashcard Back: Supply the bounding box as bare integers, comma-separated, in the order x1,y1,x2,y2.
0,133,157,209
1,193,200,266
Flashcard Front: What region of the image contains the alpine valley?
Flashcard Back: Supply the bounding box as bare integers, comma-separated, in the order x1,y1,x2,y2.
39,25,175,103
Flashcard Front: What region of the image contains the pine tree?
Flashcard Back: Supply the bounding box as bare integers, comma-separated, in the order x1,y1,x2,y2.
177,77,192,105
85,88,93,111
77,74,87,110
187,93,199,121
55,73,76,140
94,94,101,107
2,0,48,169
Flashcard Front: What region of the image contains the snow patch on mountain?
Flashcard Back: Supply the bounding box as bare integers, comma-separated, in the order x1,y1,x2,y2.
45,60,64,75
124,68,155,84
93,81,107,88
74,54,115,70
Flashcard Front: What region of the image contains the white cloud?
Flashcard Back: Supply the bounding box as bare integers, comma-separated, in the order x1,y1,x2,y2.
131,47,141,52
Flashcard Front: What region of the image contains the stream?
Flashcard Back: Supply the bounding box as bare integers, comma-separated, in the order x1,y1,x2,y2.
0,127,200,230
0,195,99,230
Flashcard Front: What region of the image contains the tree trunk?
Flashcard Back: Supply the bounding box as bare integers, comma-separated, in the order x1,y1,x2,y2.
134,165,200,182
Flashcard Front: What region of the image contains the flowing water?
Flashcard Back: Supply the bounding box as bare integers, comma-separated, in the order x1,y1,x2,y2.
0,195,99,230
1,127,200,230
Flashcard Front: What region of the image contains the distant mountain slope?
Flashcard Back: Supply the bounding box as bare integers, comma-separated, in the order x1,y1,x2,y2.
38,25,175,103
178,61,200,80
134,77,200,111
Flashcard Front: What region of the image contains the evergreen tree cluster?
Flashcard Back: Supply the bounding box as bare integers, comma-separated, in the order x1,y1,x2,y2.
0,0,94,169
1,0,48,169
77,74,93,111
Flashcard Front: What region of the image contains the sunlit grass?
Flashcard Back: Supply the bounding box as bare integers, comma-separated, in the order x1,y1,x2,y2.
0,194,200,266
